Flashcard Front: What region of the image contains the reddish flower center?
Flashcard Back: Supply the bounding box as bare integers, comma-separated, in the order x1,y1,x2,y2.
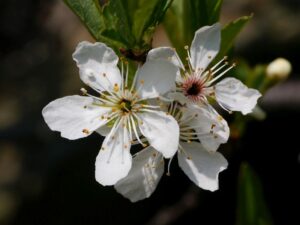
182,76,204,102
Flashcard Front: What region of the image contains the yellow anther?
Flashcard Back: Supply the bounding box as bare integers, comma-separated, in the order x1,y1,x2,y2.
113,83,119,92
140,80,145,85
184,45,189,50
101,115,105,120
152,153,157,157
208,55,212,59
217,115,223,121
187,156,192,160
211,124,216,130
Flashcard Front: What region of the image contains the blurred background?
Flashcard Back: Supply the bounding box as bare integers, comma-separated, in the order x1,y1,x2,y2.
0,0,299,224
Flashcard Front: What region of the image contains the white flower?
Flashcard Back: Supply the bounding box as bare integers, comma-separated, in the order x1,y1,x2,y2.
149,24,261,115
114,104,228,202
42,41,180,186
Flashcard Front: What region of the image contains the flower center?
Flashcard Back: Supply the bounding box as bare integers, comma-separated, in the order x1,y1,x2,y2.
182,76,204,102
119,99,132,112
186,82,202,96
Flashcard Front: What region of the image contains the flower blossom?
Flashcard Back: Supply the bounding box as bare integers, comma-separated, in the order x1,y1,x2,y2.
152,23,261,115
42,41,180,186
114,103,228,202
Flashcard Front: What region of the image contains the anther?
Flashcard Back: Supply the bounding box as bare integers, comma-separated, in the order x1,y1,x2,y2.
102,73,106,77
82,129,90,134
80,88,87,95
140,80,144,85
113,83,119,92
184,45,189,50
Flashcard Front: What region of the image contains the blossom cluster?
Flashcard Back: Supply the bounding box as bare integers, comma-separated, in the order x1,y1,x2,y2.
42,24,261,202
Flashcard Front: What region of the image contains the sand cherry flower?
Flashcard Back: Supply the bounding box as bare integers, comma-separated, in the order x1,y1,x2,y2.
42,41,180,186
114,103,228,202
150,24,261,115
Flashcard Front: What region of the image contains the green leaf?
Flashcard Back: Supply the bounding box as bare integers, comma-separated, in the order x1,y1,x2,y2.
215,14,253,62
131,0,173,49
236,162,273,225
63,0,105,41
101,0,135,47
65,0,173,60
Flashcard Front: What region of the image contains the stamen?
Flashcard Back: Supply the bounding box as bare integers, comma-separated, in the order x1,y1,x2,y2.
130,115,147,147
128,64,140,95
206,63,236,86
166,156,174,176
125,61,129,88
210,56,228,71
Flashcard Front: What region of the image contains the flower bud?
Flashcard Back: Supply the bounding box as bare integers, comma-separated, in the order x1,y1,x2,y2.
266,58,292,79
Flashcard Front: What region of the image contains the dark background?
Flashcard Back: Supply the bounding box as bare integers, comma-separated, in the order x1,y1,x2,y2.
0,0,299,225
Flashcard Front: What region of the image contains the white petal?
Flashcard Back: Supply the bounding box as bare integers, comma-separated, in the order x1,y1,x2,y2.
138,111,179,158
215,77,262,115
42,95,110,140
114,147,164,202
72,41,122,92
190,23,221,71
147,47,184,69
135,60,178,99
167,92,188,105
178,142,228,191
183,104,229,152
95,125,132,186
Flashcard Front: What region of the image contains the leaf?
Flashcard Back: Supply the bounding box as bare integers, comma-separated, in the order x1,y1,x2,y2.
131,0,173,48
215,14,253,62
63,0,104,41
236,162,273,225
101,0,135,47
